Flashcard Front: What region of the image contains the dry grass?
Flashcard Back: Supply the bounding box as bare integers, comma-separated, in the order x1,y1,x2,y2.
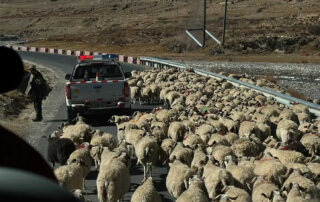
265,75,278,84
286,89,308,101
4,90,21,100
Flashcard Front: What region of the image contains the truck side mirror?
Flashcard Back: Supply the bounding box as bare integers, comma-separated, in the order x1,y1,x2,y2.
124,72,132,78
65,74,71,80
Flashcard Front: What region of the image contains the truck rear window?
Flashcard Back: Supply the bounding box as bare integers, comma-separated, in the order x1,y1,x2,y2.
73,64,123,80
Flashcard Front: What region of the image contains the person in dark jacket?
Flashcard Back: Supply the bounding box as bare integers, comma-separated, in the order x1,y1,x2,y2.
29,65,46,122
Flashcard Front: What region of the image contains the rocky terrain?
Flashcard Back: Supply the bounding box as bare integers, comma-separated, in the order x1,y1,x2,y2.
0,0,319,62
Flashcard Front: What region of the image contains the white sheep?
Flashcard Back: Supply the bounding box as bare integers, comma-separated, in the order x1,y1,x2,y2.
191,146,208,173
90,131,118,169
61,117,92,145
286,183,309,202
252,181,279,202
278,109,299,124
253,157,288,185
224,155,255,192
282,169,317,195
208,144,234,167
141,86,152,104
264,147,305,164
195,124,215,144
108,115,130,124
168,121,186,142
165,91,180,106
124,129,145,147
202,159,234,199
207,133,229,146
300,133,320,156
159,138,176,165
135,136,159,180
155,109,176,124
276,119,299,144
90,130,117,150
215,186,251,202
238,121,262,139
130,86,142,105
166,159,195,199
183,133,205,149
169,142,194,166
131,177,162,202
176,175,209,202
54,161,84,191
67,143,92,189
97,153,130,202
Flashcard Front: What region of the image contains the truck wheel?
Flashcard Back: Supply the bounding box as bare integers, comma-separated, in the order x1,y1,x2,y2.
67,108,76,124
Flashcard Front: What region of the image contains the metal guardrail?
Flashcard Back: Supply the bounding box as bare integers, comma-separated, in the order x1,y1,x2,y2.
140,56,320,117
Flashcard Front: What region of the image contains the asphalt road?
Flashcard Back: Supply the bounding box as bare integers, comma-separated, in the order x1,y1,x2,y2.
18,51,174,202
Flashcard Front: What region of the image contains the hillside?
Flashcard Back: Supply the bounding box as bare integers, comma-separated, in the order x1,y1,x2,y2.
0,0,319,62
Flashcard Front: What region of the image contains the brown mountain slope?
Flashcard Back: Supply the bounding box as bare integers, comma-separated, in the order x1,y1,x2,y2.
0,0,319,62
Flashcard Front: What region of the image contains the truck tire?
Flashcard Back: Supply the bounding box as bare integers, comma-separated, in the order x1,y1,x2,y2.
67,108,76,124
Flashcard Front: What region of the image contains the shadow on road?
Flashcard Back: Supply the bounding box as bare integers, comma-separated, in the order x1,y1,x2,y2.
87,170,99,180
45,119,68,123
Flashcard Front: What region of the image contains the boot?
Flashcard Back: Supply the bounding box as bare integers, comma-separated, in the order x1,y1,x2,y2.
32,116,42,122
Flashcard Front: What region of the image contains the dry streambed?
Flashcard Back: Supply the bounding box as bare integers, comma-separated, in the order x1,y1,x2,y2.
48,67,320,202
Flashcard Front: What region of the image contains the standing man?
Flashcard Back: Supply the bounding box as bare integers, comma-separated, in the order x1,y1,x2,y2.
29,65,46,122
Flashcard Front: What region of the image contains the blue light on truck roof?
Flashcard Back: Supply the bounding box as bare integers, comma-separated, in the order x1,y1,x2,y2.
93,54,119,61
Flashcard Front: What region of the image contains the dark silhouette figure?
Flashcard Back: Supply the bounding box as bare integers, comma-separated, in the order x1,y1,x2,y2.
29,65,46,121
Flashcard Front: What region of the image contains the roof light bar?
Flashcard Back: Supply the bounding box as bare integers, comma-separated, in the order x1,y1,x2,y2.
93,54,119,61
78,55,93,61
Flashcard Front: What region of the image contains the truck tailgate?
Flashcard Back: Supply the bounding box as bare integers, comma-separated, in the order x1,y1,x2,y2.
69,81,125,108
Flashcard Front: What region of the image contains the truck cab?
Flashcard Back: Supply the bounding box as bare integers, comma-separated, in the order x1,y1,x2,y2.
65,54,131,122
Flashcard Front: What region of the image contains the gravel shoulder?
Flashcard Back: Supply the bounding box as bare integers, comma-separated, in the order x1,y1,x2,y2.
181,60,320,100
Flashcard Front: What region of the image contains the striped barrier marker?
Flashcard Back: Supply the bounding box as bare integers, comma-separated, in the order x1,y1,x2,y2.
84,51,92,55
20,46,28,51
5,44,11,48
12,46,19,51
58,49,65,54
133,57,137,64
136,57,141,65
66,50,74,55
93,52,101,55
119,55,125,62
75,50,83,56
127,56,134,64
40,47,47,53
123,55,128,63
30,47,38,52
49,48,56,54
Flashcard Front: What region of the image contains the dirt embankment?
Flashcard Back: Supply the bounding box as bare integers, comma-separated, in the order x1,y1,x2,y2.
0,0,319,63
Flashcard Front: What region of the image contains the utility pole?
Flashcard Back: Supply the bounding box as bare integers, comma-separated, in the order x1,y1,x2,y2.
186,0,228,48
203,0,207,47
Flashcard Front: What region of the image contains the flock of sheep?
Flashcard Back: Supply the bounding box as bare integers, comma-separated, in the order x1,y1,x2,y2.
47,67,320,202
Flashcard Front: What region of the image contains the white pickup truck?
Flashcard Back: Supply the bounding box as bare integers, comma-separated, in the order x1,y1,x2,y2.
65,55,131,122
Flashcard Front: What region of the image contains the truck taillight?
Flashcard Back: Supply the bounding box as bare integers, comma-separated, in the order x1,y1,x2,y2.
123,82,130,97
66,84,71,99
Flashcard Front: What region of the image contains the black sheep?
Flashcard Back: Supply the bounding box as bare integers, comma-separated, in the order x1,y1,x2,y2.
47,137,76,167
